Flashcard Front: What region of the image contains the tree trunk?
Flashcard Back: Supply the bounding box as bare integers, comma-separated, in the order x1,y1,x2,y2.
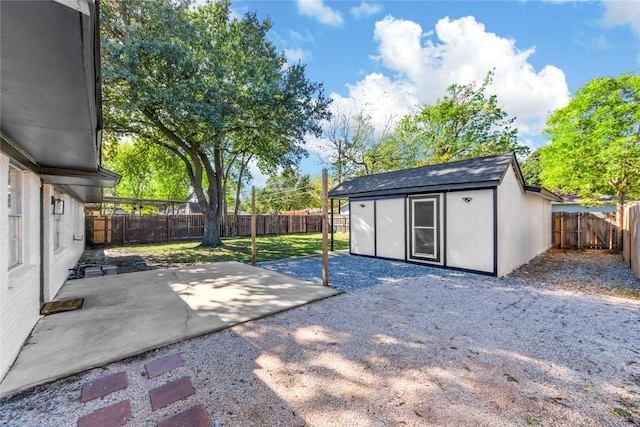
200,207,223,247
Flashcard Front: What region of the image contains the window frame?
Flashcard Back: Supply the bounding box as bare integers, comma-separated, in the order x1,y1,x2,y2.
409,195,440,262
8,165,23,269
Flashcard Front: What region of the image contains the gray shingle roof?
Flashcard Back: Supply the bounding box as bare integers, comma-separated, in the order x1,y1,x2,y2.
328,152,516,198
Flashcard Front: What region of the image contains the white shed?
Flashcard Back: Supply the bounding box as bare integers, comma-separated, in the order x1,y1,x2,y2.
328,153,562,277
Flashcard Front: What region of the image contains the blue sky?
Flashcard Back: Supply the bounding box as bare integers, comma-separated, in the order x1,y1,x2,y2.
231,0,640,184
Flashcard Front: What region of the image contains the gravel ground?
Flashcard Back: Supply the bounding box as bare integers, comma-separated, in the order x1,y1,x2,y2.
2,250,640,426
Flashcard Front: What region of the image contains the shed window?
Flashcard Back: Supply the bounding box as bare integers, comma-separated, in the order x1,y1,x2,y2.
410,196,439,261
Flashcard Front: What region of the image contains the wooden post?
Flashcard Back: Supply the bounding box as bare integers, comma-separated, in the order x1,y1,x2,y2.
251,186,256,266
322,169,329,286
609,212,614,250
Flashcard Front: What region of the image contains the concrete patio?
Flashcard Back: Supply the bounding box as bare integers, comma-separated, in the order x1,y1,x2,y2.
0,261,337,398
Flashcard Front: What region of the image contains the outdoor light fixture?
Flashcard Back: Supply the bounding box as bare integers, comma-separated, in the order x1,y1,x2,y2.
462,197,472,203
52,197,65,214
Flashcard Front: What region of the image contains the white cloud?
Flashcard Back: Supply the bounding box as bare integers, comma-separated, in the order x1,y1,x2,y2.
297,0,343,26
352,15,569,142
601,0,640,35
247,158,269,188
284,48,308,63
351,1,383,19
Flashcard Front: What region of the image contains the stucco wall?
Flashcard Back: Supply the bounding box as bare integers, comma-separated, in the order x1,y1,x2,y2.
497,166,553,277
1,154,42,380
445,189,494,273
350,199,375,256
375,198,405,260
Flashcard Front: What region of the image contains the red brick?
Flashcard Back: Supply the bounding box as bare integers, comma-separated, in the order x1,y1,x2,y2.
77,400,131,427
157,404,210,427
146,353,184,378
149,377,195,411
81,372,128,403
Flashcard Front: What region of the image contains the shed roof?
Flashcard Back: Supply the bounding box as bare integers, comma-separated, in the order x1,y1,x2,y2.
329,152,562,201
329,153,516,198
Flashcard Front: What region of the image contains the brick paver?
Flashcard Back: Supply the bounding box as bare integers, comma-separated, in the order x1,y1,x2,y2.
145,353,184,379
77,400,131,427
149,377,195,411
157,404,210,427
80,372,128,403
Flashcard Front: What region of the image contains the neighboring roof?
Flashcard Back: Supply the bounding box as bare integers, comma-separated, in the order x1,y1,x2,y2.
329,152,562,202
102,196,187,208
555,192,616,204
0,0,119,202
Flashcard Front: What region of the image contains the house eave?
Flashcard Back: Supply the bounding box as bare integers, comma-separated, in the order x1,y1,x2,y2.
1,0,102,173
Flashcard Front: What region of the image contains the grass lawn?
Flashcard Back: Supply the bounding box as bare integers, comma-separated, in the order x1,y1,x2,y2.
103,232,350,266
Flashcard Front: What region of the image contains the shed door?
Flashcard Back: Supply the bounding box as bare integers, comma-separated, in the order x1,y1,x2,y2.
410,196,440,261
350,200,375,256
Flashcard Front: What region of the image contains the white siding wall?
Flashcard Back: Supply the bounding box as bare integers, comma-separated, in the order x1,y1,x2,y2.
350,200,375,256
1,154,42,380
0,153,87,380
445,189,494,273
42,186,86,301
375,198,405,260
497,166,553,276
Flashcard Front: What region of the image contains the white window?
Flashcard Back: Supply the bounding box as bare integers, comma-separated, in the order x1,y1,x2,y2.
410,196,439,261
8,165,22,269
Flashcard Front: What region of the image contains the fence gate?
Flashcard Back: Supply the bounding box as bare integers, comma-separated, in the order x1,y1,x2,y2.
552,212,618,249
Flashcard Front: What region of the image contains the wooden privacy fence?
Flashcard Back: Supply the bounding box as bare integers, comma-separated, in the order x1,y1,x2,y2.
86,214,350,246
552,212,618,249
622,204,640,278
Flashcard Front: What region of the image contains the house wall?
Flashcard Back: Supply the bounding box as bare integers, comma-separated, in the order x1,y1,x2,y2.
42,185,86,301
1,153,86,380
497,166,553,277
350,199,375,256
1,153,42,380
375,197,405,260
445,189,494,273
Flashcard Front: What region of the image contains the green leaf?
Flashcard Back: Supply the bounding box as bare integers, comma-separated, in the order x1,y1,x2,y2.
610,407,631,417
504,374,519,384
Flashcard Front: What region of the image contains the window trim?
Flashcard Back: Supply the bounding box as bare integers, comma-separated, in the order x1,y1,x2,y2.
409,195,440,262
8,165,23,269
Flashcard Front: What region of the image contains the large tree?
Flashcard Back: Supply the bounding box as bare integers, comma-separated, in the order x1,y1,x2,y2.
540,72,640,241
323,104,396,179
520,148,543,187
390,71,528,167
255,169,320,214
101,0,330,247
103,138,191,202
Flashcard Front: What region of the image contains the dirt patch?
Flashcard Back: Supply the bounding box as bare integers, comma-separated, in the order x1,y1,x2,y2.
509,248,640,300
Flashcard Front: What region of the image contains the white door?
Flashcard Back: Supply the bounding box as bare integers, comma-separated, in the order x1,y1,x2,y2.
350,200,375,256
